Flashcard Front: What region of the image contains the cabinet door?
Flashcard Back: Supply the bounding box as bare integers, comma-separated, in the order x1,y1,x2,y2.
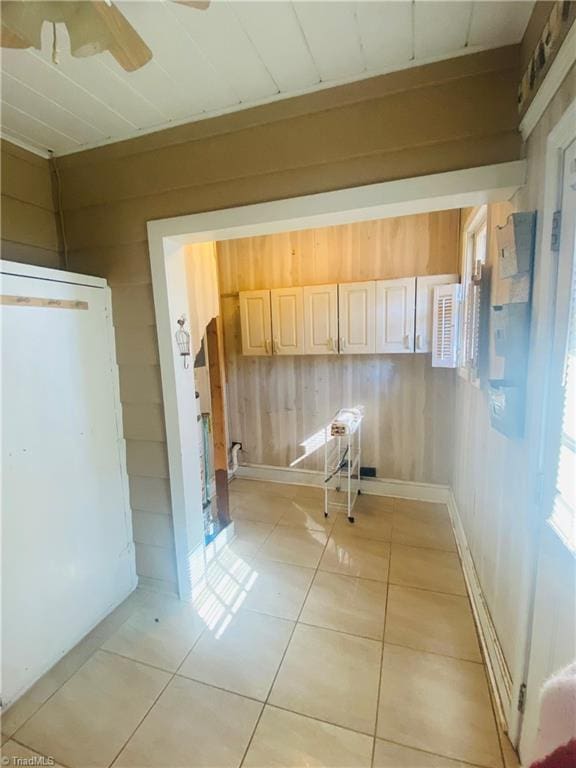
415,274,459,353
303,284,338,354
376,277,416,353
338,281,376,354
270,287,305,355
239,290,272,356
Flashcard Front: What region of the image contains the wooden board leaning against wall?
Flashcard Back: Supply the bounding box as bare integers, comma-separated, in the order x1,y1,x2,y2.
217,210,460,484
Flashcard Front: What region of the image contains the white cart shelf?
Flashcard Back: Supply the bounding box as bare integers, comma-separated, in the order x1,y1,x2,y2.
323,408,363,523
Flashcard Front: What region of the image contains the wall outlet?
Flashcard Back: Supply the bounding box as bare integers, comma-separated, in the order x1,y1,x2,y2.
360,466,376,477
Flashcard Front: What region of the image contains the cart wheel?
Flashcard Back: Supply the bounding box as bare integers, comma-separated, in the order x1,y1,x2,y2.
348,516,355,524
324,512,328,518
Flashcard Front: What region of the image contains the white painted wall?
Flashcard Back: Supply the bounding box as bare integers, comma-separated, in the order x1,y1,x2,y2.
153,243,206,599
1,261,136,707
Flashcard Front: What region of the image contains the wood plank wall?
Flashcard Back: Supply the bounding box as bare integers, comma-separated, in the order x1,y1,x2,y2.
218,211,460,483
1,140,61,267
3,46,521,593
451,64,576,678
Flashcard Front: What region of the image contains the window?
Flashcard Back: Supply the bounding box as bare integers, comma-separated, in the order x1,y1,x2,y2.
549,137,576,550
552,272,576,549
459,207,488,382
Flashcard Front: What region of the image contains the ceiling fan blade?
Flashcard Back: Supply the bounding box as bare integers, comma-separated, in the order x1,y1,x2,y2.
0,1,44,50
66,0,152,72
173,1,211,10
1,0,151,72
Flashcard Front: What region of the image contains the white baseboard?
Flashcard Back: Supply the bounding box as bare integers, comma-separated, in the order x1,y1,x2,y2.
3,576,138,710
447,491,513,729
235,463,451,503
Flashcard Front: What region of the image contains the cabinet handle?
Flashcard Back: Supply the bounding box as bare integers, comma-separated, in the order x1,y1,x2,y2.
416,333,421,350
403,334,410,349
328,337,335,351
265,339,271,355
339,336,345,352
273,339,279,354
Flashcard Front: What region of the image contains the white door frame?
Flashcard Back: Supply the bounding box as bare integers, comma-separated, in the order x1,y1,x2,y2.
507,99,576,747
146,161,526,599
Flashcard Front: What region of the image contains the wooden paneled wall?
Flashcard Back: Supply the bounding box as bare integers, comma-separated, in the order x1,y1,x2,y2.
4,46,522,593
1,140,61,267
218,211,460,483
451,64,576,679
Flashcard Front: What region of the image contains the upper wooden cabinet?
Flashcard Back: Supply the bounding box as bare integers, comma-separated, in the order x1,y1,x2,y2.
240,276,460,356
303,284,338,355
239,290,272,356
415,274,459,353
270,287,305,355
376,278,416,353
338,281,376,354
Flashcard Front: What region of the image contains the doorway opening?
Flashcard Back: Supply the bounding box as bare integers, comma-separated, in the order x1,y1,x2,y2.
148,161,525,602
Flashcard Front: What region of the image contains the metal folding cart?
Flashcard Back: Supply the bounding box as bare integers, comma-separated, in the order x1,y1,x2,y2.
323,407,363,523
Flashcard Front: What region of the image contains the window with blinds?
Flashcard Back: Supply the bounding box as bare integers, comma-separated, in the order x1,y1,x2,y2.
551,267,576,550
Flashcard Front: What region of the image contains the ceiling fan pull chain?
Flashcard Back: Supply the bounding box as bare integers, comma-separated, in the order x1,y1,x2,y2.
51,22,59,65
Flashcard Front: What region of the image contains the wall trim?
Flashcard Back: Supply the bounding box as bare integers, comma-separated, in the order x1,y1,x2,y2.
149,162,526,247
28,45,515,159
0,131,51,159
3,575,137,711
520,21,576,140
235,463,451,504
149,161,525,602
447,490,513,729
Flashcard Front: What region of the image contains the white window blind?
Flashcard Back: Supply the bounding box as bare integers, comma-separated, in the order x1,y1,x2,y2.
432,283,461,368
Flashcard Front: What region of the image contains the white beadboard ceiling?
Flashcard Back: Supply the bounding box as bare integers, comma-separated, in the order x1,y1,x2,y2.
0,0,534,157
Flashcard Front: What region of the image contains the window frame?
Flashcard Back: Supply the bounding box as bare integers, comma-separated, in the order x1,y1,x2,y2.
458,205,488,384
544,137,576,552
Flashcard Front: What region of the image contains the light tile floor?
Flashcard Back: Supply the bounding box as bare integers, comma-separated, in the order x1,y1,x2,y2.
2,480,519,768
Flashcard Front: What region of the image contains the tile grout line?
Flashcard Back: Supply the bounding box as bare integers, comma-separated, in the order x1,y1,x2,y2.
96,524,276,768
237,515,460,555
234,484,467,764
374,734,499,768
104,544,282,768
237,498,339,768
107,661,179,768
1,591,152,743
234,482,499,767
102,509,283,768
9,485,486,768
381,640,483,665
6,736,75,768
370,495,397,768
7,490,323,759
257,701,375,740
295,619,384,645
